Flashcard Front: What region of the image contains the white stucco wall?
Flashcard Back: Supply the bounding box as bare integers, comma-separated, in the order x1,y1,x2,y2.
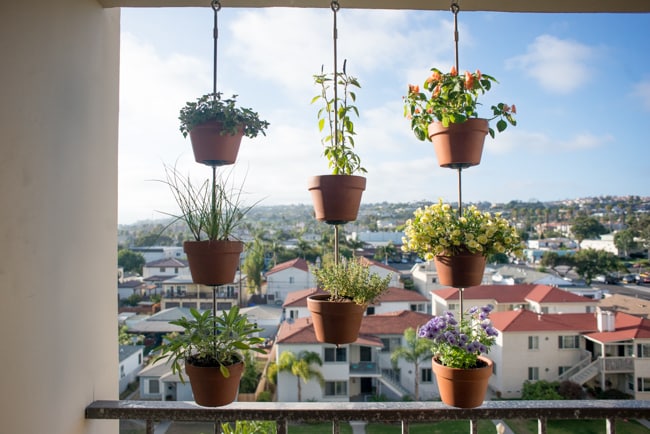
0,1,120,433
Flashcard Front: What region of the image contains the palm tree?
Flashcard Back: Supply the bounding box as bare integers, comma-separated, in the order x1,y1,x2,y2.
277,350,324,402
390,327,434,401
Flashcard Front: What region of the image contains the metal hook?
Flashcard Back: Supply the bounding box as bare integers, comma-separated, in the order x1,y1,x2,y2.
450,2,460,15
331,0,340,12
211,0,221,12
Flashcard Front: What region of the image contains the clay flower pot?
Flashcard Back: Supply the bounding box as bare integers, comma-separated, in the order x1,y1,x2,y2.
307,175,366,225
189,121,244,166
428,118,488,168
434,252,487,288
307,294,365,345
432,355,493,408
185,360,244,407
183,240,243,286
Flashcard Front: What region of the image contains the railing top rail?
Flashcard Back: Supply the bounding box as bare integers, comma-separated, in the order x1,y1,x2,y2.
86,400,650,423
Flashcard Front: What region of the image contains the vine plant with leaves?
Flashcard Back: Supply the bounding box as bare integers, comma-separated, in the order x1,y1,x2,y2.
312,61,366,175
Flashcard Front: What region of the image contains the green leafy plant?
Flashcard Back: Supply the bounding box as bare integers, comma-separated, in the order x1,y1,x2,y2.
312,62,366,175
155,306,265,381
403,66,517,140
158,163,257,242
311,256,391,305
401,198,524,260
179,92,270,138
418,304,497,369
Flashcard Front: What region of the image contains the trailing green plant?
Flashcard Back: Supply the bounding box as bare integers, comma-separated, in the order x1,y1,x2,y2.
154,306,265,381
220,421,276,434
157,163,257,242
403,66,517,140
179,92,270,139
311,256,391,305
312,62,366,175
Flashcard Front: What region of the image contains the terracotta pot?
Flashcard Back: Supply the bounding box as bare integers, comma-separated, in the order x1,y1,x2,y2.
307,294,365,345
432,356,493,408
428,118,488,168
189,121,244,166
185,360,244,407
183,240,243,286
307,175,366,225
434,252,486,288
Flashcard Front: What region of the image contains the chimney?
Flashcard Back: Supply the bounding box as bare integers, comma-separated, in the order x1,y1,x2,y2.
596,307,615,332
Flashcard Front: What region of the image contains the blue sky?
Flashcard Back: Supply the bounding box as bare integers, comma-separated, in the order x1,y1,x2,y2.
118,7,650,224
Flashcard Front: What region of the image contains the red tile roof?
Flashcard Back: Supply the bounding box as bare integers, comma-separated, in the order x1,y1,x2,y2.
584,312,650,343
282,287,326,307
359,310,433,335
358,257,400,273
376,287,429,303
490,310,597,332
276,316,383,346
432,284,595,305
266,258,310,275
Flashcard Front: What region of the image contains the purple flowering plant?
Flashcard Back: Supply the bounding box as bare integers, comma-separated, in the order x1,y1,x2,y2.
418,304,498,369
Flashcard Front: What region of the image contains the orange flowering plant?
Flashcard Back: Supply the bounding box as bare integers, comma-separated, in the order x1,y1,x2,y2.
403,66,517,141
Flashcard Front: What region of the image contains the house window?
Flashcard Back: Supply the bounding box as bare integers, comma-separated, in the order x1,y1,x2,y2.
380,337,401,353
637,343,650,358
421,368,433,383
541,307,549,314
148,379,160,394
289,276,294,284
558,336,580,349
159,267,165,272
120,365,125,378
138,353,142,364
289,309,299,319
324,381,348,396
410,304,425,312
448,304,457,313
324,347,347,362
174,267,179,273
558,366,572,376
528,367,539,381
638,377,650,392
366,306,375,315
528,336,539,350
431,277,437,283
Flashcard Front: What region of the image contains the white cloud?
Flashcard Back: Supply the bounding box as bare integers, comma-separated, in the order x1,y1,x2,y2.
507,34,596,94
632,79,650,111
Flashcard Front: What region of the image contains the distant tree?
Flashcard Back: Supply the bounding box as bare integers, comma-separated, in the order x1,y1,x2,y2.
276,351,324,402
401,277,415,290
571,216,608,246
118,324,144,346
239,351,261,393
558,380,584,400
573,248,620,285
614,229,638,258
390,328,434,401
118,249,146,275
628,214,650,260
540,251,574,269
133,232,175,247
243,239,265,295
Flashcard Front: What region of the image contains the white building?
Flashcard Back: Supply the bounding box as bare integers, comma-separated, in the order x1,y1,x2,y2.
118,345,145,395
265,258,315,304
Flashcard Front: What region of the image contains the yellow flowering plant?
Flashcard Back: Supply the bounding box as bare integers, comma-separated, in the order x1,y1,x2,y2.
402,199,524,260
403,66,517,141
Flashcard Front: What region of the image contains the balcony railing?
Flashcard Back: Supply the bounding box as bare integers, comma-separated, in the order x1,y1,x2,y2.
85,399,650,434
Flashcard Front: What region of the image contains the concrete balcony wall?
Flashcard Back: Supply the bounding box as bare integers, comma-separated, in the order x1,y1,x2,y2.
0,1,120,434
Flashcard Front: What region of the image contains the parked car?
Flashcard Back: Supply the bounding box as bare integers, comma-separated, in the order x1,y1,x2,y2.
636,272,650,284
621,274,637,284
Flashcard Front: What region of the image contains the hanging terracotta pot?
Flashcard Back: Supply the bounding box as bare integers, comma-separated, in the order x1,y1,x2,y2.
189,121,244,166
307,294,365,345
428,118,489,168
432,355,493,408
183,240,243,286
434,252,486,288
185,360,244,407
307,175,366,225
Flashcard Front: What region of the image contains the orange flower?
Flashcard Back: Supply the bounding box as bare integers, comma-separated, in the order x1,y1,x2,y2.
433,83,441,98
464,71,474,89
475,69,482,80
511,104,517,114
414,108,421,114
408,84,420,94
450,66,458,76
426,70,442,84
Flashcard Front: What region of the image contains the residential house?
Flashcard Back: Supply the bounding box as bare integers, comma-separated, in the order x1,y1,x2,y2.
429,284,599,316
265,258,315,304
138,357,193,402
130,246,185,264
358,257,403,288
142,258,189,296
159,273,241,311
489,308,650,400
118,345,145,395
274,310,435,402
598,293,650,319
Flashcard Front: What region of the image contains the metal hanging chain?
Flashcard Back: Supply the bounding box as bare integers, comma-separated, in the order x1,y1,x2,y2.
211,0,222,96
